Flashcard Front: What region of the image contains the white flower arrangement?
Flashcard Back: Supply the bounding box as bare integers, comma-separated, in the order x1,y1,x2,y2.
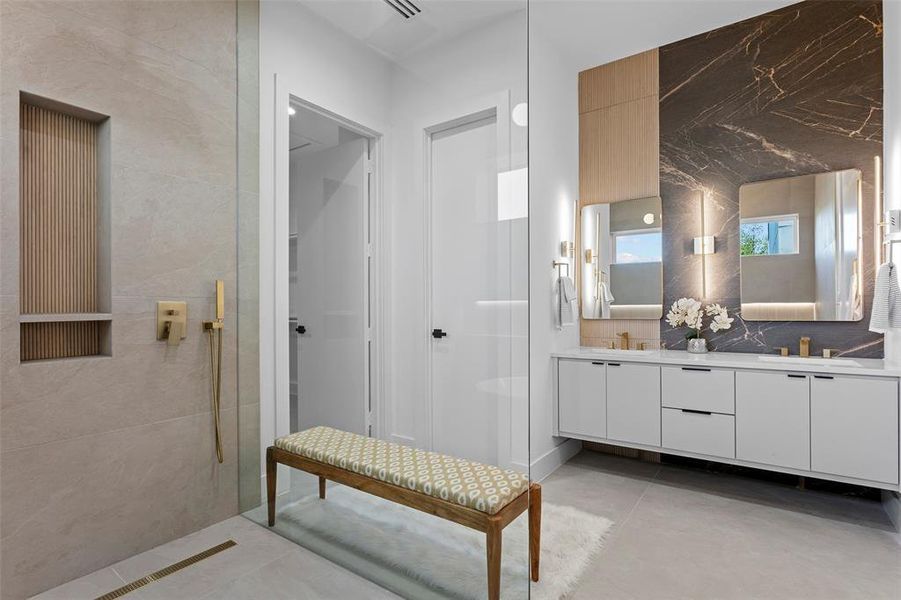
666,298,733,339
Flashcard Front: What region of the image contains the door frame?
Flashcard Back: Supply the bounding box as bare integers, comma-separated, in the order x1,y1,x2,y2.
416,90,512,463
267,74,386,486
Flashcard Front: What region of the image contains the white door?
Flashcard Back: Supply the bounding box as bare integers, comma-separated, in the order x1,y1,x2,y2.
291,136,369,435
429,115,510,466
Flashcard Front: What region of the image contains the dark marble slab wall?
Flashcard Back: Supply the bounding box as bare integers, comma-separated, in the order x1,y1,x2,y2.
658,0,884,357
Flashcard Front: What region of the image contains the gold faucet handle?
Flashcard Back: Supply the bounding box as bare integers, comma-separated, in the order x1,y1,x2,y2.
822,348,838,359
638,342,646,351
166,320,185,346
776,347,790,357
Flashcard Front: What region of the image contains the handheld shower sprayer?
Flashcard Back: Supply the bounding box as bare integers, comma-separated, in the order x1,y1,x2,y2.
204,280,225,464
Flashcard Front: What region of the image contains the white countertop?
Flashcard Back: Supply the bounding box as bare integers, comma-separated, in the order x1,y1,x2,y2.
552,347,901,378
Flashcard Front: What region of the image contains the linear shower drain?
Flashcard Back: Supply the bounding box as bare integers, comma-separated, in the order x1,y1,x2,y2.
94,540,237,599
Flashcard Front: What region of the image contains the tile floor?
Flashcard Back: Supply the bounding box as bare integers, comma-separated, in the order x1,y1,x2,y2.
34,451,901,599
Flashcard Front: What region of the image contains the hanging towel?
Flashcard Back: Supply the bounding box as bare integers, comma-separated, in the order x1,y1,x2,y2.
557,276,576,329
561,276,577,303
599,281,614,319
849,266,863,322
869,262,901,333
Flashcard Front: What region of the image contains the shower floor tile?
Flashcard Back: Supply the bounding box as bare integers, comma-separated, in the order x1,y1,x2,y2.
30,516,399,600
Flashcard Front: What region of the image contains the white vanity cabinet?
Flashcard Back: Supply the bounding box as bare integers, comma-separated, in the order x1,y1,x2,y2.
736,371,810,471
606,362,661,446
810,375,899,484
557,359,606,438
554,349,901,492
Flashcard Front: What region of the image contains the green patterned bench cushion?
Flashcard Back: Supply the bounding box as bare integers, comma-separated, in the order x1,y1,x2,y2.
275,426,530,515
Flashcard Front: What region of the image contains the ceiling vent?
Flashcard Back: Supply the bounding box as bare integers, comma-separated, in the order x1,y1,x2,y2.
382,0,421,19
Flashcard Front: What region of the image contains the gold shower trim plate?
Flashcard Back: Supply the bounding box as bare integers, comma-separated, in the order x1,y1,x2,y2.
94,540,236,600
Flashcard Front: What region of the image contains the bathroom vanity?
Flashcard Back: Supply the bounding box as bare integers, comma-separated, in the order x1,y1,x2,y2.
553,349,901,490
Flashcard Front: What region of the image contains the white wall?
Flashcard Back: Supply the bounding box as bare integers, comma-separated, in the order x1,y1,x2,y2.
527,26,582,477
887,0,901,215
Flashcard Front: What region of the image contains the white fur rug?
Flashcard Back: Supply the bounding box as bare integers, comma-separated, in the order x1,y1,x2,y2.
249,486,612,599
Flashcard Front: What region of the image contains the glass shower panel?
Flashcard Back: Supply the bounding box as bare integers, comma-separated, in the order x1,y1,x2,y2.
239,1,530,598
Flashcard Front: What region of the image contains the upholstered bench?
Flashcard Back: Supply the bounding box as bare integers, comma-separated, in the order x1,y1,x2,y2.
266,426,540,599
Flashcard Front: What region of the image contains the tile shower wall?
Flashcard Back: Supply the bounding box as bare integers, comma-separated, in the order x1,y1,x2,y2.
0,2,240,598
659,0,884,357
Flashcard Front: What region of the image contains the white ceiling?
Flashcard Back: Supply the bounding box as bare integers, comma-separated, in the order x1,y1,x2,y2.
531,0,798,72
295,0,524,62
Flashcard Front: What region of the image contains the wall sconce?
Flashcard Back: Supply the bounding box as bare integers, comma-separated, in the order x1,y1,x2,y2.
560,240,574,258
693,235,715,255
584,248,594,264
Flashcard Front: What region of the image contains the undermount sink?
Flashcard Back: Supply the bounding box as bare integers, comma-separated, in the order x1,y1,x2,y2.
756,355,862,368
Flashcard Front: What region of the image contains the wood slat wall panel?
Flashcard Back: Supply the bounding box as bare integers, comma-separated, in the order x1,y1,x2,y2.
578,49,661,345
20,100,103,361
20,102,99,315
579,49,659,113
20,321,104,361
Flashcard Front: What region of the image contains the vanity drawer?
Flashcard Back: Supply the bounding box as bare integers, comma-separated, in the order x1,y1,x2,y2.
661,366,735,414
662,407,735,459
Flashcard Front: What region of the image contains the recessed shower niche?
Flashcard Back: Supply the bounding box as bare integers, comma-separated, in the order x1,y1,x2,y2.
19,93,111,361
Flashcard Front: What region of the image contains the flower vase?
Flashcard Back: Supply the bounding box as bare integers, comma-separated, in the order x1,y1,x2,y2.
687,337,708,354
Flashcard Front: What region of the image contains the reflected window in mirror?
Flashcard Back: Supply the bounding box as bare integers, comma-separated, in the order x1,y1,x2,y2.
581,196,663,320
739,169,862,322
740,215,799,256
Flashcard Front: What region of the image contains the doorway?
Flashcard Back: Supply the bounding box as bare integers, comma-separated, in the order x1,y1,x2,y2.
288,102,373,439
427,110,520,468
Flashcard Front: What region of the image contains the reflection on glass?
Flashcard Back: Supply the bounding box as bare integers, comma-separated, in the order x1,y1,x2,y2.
581,197,663,320
739,169,862,321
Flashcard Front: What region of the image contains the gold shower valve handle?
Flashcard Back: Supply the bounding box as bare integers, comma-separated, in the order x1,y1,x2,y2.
157,301,187,345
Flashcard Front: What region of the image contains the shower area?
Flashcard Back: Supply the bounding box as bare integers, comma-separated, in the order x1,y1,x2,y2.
0,0,530,598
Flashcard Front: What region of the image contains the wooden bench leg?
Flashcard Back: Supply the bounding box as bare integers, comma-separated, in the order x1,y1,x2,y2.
487,518,502,600
319,476,326,499
266,446,277,526
529,483,542,582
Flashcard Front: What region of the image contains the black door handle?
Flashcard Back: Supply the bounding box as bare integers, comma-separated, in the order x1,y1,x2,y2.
432,328,447,339
295,325,306,334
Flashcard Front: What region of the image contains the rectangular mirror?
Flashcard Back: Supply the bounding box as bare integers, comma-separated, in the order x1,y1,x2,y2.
581,197,663,320
740,169,862,321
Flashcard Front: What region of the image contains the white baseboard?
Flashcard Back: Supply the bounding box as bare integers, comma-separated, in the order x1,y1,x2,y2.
883,490,901,533
524,439,581,482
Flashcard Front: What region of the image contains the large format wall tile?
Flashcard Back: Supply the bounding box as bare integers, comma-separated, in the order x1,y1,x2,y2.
0,1,241,598
0,296,237,451
0,409,238,599
659,0,884,357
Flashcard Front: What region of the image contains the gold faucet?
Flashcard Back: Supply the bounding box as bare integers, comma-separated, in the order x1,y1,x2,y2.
617,332,630,350
799,336,810,358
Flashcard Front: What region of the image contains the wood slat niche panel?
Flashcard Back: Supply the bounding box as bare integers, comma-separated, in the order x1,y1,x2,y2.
20,321,107,361
19,95,111,361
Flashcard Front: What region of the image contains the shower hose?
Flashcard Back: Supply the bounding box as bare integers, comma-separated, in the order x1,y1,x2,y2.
207,325,224,464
